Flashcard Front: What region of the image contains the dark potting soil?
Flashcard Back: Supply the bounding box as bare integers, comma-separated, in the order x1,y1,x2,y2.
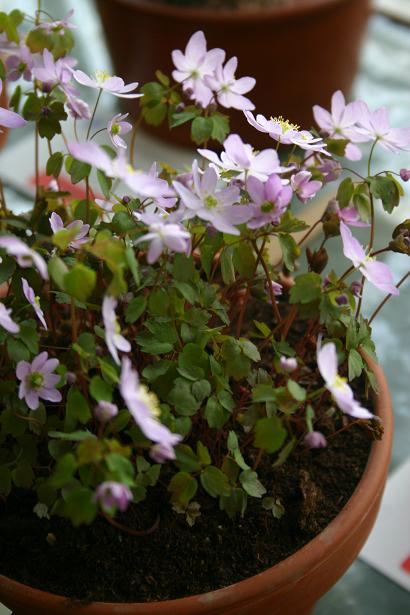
160,0,296,10
0,425,372,604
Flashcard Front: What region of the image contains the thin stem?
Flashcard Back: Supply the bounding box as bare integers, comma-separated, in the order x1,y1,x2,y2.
70,298,78,342
297,218,322,247
367,139,378,178
368,270,410,324
354,274,365,319
89,127,106,141
86,89,103,141
100,511,160,537
35,122,40,201
252,240,282,325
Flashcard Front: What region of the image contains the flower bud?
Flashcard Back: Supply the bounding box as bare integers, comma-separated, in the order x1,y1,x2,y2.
306,247,328,274
207,102,218,114
304,431,327,449
335,294,348,306
122,195,131,205
400,168,410,182
350,281,362,297
175,102,185,113
280,356,297,372
95,401,118,423
66,371,77,384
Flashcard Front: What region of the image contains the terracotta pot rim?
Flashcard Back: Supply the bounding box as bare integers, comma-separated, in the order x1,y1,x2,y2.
0,356,392,612
102,0,367,24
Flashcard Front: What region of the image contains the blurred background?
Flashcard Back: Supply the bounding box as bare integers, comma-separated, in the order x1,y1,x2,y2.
0,1,409,613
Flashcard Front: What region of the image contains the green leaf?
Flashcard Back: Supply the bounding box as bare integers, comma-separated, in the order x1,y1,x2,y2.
287,380,306,402
89,375,113,402
227,431,249,471
191,379,212,402
125,246,140,287
48,255,68,291
125,296,146,324
370,176,400,214
173,280,198,304
64,387,91,431
279,233,300,272
12,459,34,488
233,243,255,278
336,177,354,208
210,112,230,143
196,441,211,466
64,263,96,303
48,430,96,442
219,487,247,518
96,169,112,200
220,246,236,284
168,378,200,416
49,453,76,488
348,348,364,380
289,272,322,304
7,338,30,362
204,396,230,429
46,152,64,178
170,110,198,128
325,138,350,157
63,487,97,526
239,338,260,362
191,116,213,145
168,471,198,508
254,416,287,453
67,158,91,184
200,466,231,497
239,469,266,498
174,444,201,473
252,383,276,403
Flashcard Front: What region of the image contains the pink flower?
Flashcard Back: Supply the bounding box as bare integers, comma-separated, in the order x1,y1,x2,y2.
327,199,369,228
317,341,373,419
73,69,141,99
172,30,225,107
304,431,327,449
244,110,328,154
17,352,62,411
0,303,19,334
355,103,410,153
400,168,410,182
247,174,292,229
0,81,26,131
102,295,131,365
290,171,322,203
198,133,286,182
0,235,48,280
22,278,47,330
107,112,132,149
32,48,76,89
313,90,366,161
94,401,118,423
94,481,133,513
174,161,250,235
135,212,191,264
205,56,255,111
36,9,76,35
120,358,182,458
340,222,399,295
5,44,36,82
49,212,89,249
280,356,297,372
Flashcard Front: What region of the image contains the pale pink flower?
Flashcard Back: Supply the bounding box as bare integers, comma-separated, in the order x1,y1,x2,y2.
340,222,399,295
317,341,373,419
36,9,76,35
327,199,369,228
244,110,328,154
355,103,410,153
313,90,367,161
102,295,131,365
0,81,26,130
49,212,89,249
120,358,182,458
22,278,47,330
172,30,225,107
5,44,37,82
198,133,286,182
0,303,19,334
135,212,191,264
205,56,255,110
247,174,292,229
17,352,61,411
73,69,141,99
290,171,322,203
32,48,76,89
0,235,48,280
174,161,250,235
107,112,132,149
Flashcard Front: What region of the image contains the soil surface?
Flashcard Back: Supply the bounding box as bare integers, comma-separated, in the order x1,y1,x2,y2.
0,425,372,603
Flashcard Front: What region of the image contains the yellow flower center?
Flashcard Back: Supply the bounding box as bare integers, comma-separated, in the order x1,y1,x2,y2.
95,69,111,83
138,385,161,417
271,115,300,133
204,195,218,209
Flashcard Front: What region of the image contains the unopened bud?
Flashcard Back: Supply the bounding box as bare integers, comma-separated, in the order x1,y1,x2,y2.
207,102,218,114
122,195,131,205
335,294,348,306
175,102,185,113
350,281,362,297
306,247,328,274
400,168,410,182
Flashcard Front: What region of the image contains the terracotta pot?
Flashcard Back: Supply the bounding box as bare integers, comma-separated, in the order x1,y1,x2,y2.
0,357,393,615
95,0,371,147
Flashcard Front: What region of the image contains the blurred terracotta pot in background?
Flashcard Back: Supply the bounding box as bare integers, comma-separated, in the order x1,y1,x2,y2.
0,84,9,150
95,0,371,147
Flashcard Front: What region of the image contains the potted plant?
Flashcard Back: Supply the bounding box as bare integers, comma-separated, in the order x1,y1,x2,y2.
0,6,409,615
95,0,371,146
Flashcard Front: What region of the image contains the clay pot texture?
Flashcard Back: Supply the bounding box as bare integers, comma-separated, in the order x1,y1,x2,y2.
0,357,393,615
95,0,371,147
